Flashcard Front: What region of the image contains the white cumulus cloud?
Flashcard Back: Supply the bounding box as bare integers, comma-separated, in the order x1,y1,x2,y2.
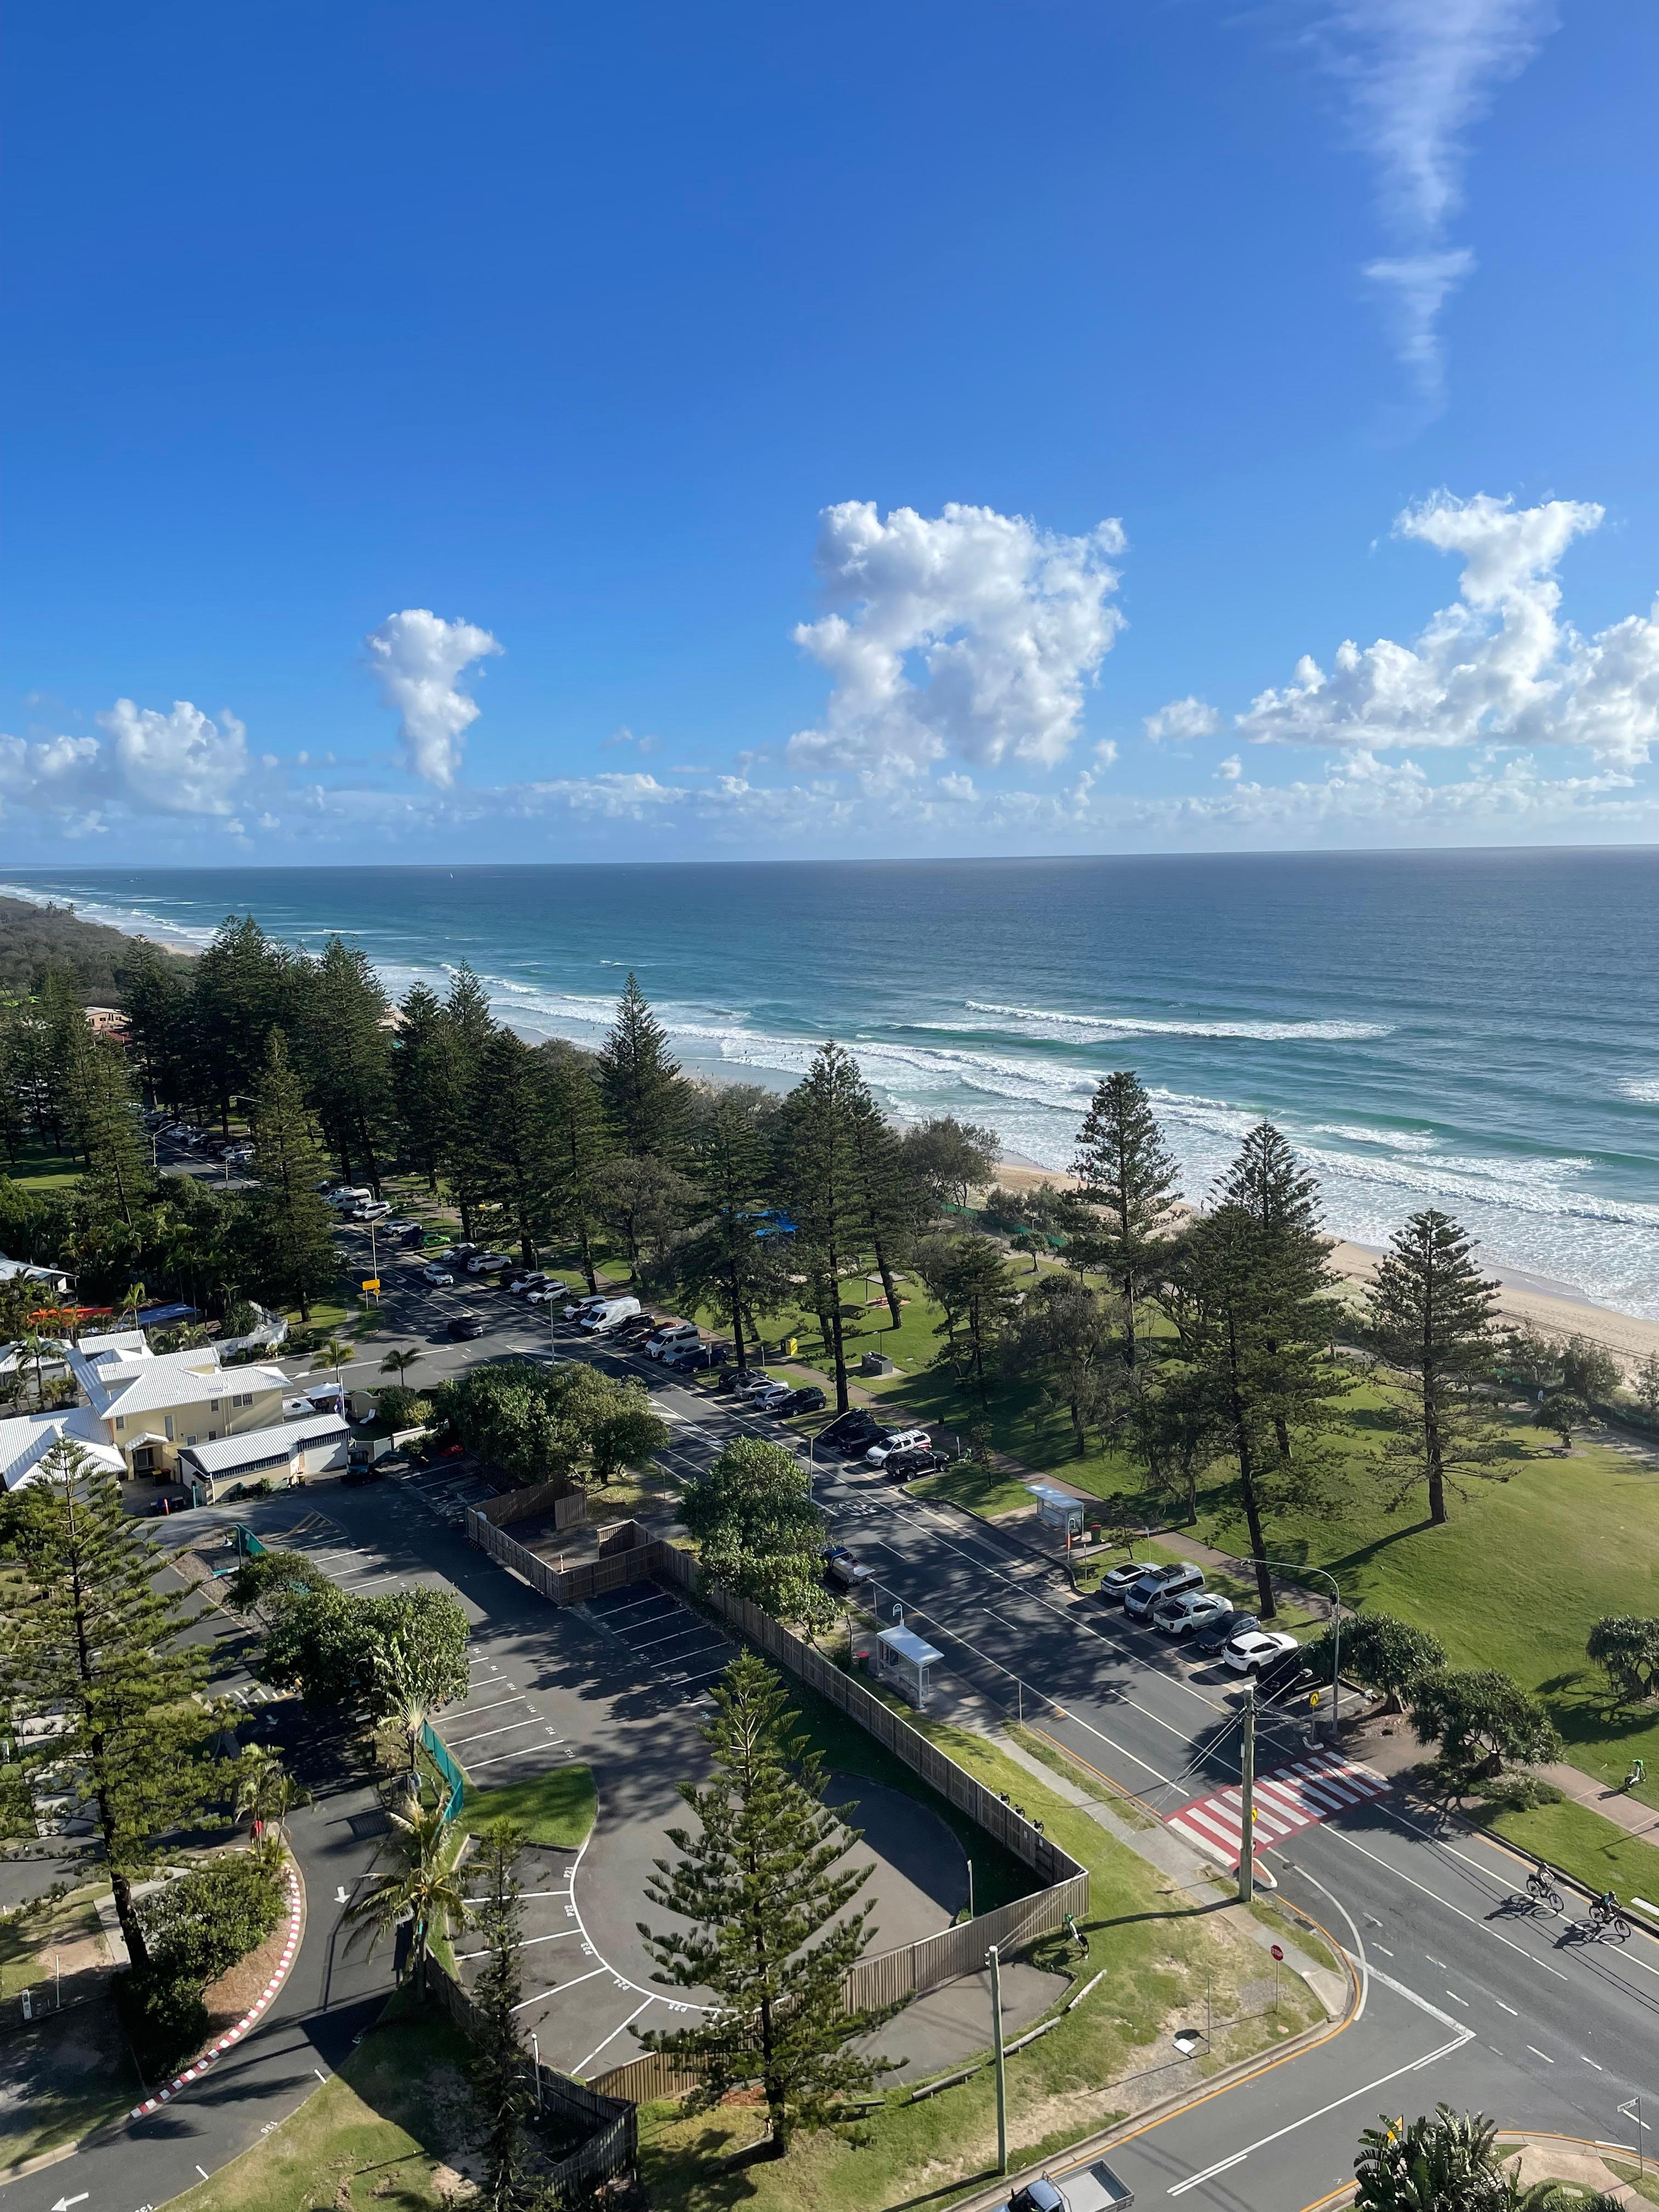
1144,697,1220,744
0,701,253,832
1312,0,1558,402
365,608,503,786
97,698,250,815
1238,493,1659,770
786,500,1125,779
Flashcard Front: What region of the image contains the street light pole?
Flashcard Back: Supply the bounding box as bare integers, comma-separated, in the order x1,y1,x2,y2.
1239,1685,1256,1903
1244,1554,1343,1734
987,1943,1008,2176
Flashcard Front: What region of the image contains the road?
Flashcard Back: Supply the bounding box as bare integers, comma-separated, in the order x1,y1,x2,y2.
22,1237,1655,2212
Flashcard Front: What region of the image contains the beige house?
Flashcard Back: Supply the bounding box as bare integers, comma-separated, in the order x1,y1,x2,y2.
64,1340,290,1480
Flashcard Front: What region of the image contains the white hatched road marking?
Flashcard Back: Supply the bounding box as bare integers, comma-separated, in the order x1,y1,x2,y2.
1166,1751,1392,1856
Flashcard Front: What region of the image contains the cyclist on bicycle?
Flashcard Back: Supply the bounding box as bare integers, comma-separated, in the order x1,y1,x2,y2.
1595,1888,1618,1920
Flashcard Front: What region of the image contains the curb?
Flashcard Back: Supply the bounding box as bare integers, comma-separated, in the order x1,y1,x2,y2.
125,1860,304,2122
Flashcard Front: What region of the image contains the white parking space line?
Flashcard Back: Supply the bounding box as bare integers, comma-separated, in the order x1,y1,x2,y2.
450,1695,527,1718
511,1962,611,2011
443,1717,548,1747
574,2000,655,2079
627,1624,711,1653
467,1745,568,1769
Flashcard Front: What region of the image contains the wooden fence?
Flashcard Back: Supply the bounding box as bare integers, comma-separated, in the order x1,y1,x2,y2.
465,1506,670,1604
589,2049,706,2104
427,1957,637,2195
653,1545,1090,2012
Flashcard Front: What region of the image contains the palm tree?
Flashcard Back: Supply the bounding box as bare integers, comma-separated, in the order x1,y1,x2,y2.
17,1329,53,1409
1355,2107,1621,2210
341,1802,466,2001
316,1335,355,1411
375,1630,433,1775
380,1346,422,1384
233,1747,307,1845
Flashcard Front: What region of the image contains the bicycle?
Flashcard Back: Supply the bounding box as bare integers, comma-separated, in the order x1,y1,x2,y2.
1525,1867,1564,1915
1589,1898,1632,1942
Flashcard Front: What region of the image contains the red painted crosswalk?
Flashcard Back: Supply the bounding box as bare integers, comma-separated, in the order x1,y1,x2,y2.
1166,1751,1392,1860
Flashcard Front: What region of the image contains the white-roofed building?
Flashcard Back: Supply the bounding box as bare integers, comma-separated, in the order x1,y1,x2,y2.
177,1414,349,1500
0,1407,126,1492
63,1340,290,1481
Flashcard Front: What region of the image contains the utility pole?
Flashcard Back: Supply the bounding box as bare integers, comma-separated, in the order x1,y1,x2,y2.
1238,1685,1256,1903
988,1943,1008,2175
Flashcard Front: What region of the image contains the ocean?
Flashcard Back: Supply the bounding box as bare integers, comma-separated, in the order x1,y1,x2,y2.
3,852,1657,1321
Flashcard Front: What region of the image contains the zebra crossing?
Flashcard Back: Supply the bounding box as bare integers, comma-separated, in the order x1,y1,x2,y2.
1166,1750,1393,1859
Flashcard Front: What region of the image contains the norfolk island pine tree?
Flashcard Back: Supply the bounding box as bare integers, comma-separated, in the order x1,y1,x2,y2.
637,1652,895,2155
249,1028,338,1321
1071,1069,1182,1379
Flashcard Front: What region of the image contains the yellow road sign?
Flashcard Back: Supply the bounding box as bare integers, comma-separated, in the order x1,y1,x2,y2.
362,1277,381,1293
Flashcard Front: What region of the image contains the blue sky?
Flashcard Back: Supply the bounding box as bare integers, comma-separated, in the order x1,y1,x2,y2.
3,0,1656,861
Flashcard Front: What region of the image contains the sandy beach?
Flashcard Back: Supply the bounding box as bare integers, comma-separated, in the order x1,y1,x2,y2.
988,1159,1659,1376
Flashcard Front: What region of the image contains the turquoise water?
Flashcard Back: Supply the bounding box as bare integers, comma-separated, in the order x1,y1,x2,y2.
3,853,1657,1318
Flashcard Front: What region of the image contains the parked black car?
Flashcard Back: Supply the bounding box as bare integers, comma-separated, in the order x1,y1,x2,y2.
778,1384,826,1414
883,1446,948,1480
1195,1609,1260,1656
666,1342,723,1372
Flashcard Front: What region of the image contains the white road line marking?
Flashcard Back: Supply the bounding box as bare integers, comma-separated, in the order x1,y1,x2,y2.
465,1743,563,1769
574,1999,656,2078
1446,1991,1468,2006
1169,2152,1248,2194
1375,1945,1395,1957
452,1695,526,1717
1583,2056,1604,2070
512,1963,610,2010
1163,2024,1472,2197
1496,2000,1519,2015
1527,2045,1556,2063
443,1717,546,1747
1426,1955,1448,1968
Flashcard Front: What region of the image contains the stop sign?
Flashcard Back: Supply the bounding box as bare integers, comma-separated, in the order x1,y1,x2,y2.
1270,1943,1285,1961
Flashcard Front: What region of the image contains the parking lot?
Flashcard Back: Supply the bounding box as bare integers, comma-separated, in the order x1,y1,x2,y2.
586,1582,738,1701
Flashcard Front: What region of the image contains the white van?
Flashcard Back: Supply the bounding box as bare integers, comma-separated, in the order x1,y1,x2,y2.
582,1295,642,1334
351,1199,392,1222
330,1186,373,1210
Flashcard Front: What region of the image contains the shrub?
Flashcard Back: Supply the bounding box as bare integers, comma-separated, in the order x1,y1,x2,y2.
138,1854,284,1988
116,1963,210,2080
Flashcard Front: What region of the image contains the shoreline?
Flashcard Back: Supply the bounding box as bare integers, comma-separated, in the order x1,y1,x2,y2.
988,1158,1659,1376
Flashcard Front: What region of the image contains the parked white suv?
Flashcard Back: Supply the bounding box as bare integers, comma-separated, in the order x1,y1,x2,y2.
1224,1628,1302,1676
1152,1589,1233,1639
866,1427,930,1466
1124,1562,1204,1621
645,1321,699,1359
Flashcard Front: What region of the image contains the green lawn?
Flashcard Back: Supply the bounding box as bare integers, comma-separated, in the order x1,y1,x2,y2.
641,1713,1326,2212
0,1885,103,2003
160,2005,479,2212
462,1765,597,1849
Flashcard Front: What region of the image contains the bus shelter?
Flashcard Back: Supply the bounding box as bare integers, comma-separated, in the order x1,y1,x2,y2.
877,1624,943,1710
